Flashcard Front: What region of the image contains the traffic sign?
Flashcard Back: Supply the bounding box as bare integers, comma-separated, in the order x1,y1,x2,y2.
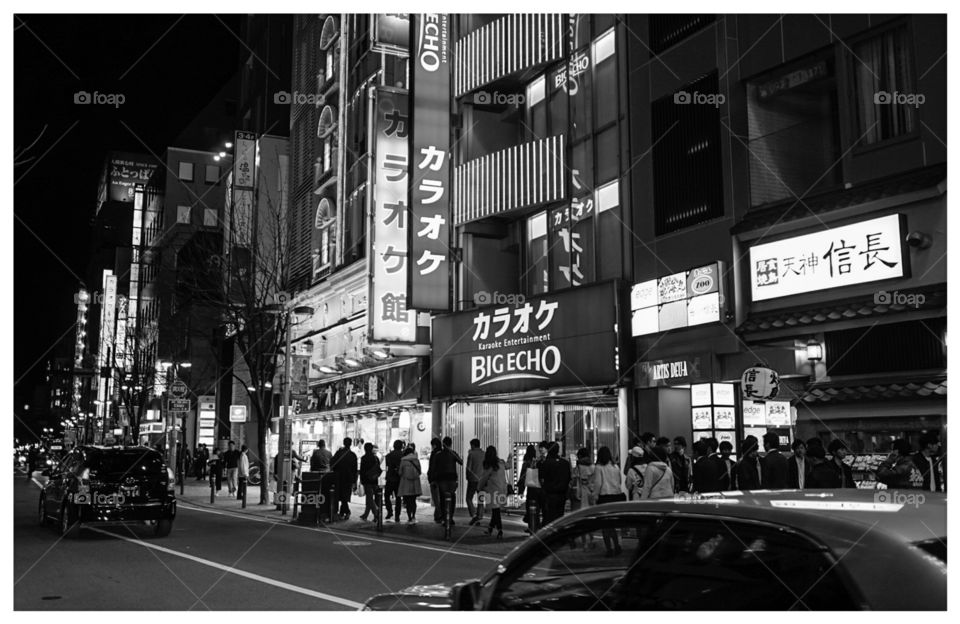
170,379,189,398
167,398,191,413
229,405,247,423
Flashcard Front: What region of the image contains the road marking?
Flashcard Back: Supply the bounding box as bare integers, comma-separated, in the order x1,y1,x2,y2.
87,527,363,609
178,502,501,561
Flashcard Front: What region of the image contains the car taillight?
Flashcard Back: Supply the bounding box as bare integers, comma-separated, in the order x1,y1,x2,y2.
166,467,175,491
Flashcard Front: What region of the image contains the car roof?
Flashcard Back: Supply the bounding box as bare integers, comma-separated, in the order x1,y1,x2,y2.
78,445,161,455
543,489,946,548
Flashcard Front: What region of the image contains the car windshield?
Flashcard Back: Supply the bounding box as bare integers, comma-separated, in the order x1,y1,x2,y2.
913,538,946,563
87,450,163,476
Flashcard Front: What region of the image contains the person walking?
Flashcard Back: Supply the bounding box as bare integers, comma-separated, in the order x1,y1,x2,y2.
237,445,250,500
465,438,485,525
383,440,405,522
539,442,572,526
669,436,692,494
591,446,625,557
359,442,382,521
569,447,597,550
310,440,333,473
517,444,539,529
761,432,789,489
733,436,763,490
624,446,647,500
427,438,442,523
787,439,812,489
477,445,507,539
638,445,675,499
912,431,945,493
692,440,720,493
223,441,241,496
877,439,922,489
207,448,223,495
434,436,463,527
398,444,422,523
330,438,359,520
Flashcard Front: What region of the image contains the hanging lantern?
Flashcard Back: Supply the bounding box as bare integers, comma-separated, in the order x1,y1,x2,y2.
741,366,780,401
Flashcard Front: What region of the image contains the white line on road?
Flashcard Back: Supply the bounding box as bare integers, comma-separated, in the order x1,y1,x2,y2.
178,502,501,562
87,527,363,609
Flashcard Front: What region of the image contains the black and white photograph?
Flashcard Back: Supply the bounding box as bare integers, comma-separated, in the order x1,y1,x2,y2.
7,3,951,613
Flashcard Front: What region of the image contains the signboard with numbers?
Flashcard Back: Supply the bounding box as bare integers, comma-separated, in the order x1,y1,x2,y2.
631,262,725,336
408,13,451,311
749,214,906,301
369,86,418,343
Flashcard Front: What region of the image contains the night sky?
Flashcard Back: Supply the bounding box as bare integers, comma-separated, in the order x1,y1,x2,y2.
13,14,243,433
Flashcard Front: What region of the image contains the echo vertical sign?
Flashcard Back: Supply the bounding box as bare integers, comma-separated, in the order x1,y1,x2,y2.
408,14,451,311
369,86,417,343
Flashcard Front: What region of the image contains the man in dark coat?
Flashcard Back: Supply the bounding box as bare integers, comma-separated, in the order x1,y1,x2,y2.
669,436,692,494
383,440,405,522
787,439,812,489
692,440,721,493
912,430,945,492
330,438,359,520
538,442,572,526
716,440,734,491
761,432,789,489
733,436,763,490
433,436,463,526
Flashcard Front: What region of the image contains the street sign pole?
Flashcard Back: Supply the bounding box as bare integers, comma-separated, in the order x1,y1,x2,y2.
279,313,293,516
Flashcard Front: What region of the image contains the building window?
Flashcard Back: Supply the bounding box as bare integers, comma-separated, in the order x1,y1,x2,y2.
652,71,724,235
525,212,549,295
205,164,219,184
178,161,194,181
203,208,217,227
648,15,715,54
746,54,840,206
851,25,916,146
177,205,191,224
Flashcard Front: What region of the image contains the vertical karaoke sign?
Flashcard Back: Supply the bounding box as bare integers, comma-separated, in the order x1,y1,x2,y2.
408,13,451,311
370,86,418,342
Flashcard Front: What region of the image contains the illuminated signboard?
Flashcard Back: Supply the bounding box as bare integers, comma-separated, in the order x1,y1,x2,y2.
369,87,418,343
631,262,725,336
105,153,158,203
408,14,451,311
750,214,906,302
691,382,737,443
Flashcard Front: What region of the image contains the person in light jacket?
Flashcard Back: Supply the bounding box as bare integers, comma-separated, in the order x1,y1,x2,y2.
397,444,422,523
639,445,675,499
237,445,250,500
591,446,624,557
477,445,507,539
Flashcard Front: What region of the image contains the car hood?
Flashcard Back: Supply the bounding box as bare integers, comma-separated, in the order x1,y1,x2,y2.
363,583,455,610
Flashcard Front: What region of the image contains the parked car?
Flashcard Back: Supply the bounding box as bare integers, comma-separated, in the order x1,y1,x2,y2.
38,445,177,538
363,489,946,610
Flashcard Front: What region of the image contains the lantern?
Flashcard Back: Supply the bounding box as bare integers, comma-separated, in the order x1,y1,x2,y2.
741,366,780,401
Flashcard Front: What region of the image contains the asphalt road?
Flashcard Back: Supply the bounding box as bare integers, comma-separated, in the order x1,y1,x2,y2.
14,476,496,610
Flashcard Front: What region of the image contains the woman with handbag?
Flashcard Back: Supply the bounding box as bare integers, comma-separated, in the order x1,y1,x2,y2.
398,444,423,523
591,446,625,557
477,445,507,539
517,444,539,530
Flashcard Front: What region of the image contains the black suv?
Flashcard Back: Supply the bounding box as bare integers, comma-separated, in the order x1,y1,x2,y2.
38,445,177,538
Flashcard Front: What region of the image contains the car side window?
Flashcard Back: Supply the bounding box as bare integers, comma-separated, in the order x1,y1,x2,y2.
491,515,660,610
610,518,857,610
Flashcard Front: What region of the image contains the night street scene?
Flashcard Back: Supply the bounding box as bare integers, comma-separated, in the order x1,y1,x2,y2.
10,8,949,614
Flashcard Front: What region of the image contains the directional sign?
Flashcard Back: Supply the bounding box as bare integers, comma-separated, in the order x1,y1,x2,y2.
167,398,191,413
170,379,189,398
229,405,248,423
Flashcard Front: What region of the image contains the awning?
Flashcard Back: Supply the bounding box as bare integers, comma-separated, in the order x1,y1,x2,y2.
801,372,946,404
294,398,420,421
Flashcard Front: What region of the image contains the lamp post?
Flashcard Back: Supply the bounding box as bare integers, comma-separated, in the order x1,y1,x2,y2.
160,359,193,479
276,304,314,515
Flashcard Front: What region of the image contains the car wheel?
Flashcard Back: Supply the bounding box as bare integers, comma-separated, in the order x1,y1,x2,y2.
59,502,80,538
38,494,47,526
154,517,173,537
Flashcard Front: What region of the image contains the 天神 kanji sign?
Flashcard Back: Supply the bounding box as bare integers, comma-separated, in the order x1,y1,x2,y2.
749,214,906,302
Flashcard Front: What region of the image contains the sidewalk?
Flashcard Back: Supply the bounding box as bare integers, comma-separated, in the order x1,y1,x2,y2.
175,480,529,557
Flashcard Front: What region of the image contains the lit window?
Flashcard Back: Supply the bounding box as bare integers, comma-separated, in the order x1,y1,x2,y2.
203,208,217,227
177,162,194,181
596,180,619,213
593,28,616,64
205,164,219,184
177,205,191,224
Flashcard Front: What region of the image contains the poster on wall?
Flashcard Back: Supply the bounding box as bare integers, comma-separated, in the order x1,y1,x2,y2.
692,407,713,430
631,262,726,336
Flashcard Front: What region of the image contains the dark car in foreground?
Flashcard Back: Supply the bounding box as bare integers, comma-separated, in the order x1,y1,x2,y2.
364,489,946,610
38,445,177,538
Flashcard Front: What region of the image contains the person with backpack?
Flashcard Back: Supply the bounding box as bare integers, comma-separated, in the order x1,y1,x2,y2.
639,445,675,499
383,440,405,522
359,442,383,521
624,446,647,499
398,444,422,523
